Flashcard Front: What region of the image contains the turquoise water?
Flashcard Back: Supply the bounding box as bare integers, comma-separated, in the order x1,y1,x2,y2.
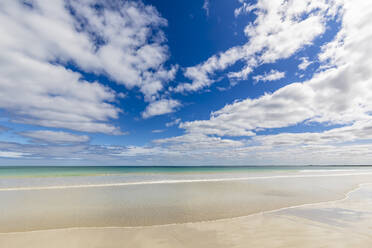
0,166,290,178
0,166,369,178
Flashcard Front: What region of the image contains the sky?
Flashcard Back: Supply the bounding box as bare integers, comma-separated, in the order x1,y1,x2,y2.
1,0,372,166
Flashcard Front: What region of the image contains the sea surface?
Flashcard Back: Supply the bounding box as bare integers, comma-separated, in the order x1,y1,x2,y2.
0,165,368,178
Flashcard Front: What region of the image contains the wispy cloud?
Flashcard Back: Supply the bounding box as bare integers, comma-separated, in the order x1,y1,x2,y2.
253,70,285,83
152,129,165,133
2,0,372,166
0,151,28,158
176,0,338,92
298,57,312,70
20,130,90,144
149,0,372,165
166,118,181,127
234,0,255,17
0,0,177,133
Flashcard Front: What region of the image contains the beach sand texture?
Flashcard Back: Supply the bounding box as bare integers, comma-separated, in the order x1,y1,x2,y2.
1,170,372,247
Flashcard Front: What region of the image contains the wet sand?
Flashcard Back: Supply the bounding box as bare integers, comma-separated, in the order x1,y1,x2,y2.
1,171,372,247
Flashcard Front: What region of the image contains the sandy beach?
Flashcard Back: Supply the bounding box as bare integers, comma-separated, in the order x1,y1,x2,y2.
1,169,372,247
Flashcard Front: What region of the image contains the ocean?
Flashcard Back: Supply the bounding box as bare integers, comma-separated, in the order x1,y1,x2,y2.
0,165,367,178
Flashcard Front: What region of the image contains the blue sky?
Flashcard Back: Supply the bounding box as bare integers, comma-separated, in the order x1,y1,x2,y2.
1,0,372,165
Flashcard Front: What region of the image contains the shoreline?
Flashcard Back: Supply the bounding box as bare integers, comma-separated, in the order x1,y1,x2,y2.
1,182,367,235
2,182,372,248
2,171,372,233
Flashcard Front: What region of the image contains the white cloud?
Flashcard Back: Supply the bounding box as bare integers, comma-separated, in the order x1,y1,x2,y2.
172,0,372,138
110,145,181,158
20,130,90,144
228,65,254,81
0,49,120,133
142,99,181,119
177,81,314,137
176,0,339,92
165,118,181,127
151,0,372,164
234,0,255,17
253,70,285,83
152,129,165,133
2,0,372,166
155,133,245,151
298,57,312,70
56,0,177,100
255,120,372,147
0,151,28,158
0,0,176,133
150,120,372,165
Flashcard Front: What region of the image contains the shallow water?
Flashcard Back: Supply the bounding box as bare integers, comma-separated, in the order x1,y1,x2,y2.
0,165,369,178
2,170,372,232
2,166,372,233
2,181,372,248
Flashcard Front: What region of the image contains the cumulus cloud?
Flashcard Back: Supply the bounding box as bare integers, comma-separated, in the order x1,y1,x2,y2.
171,0,372,137
142,99,181,119
20,130,90,144
0,50,120,133
253,70,285,83
178,82,314,137
150,0,372,164
2,0,372,166
176,0,339,92
0,0,177,133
